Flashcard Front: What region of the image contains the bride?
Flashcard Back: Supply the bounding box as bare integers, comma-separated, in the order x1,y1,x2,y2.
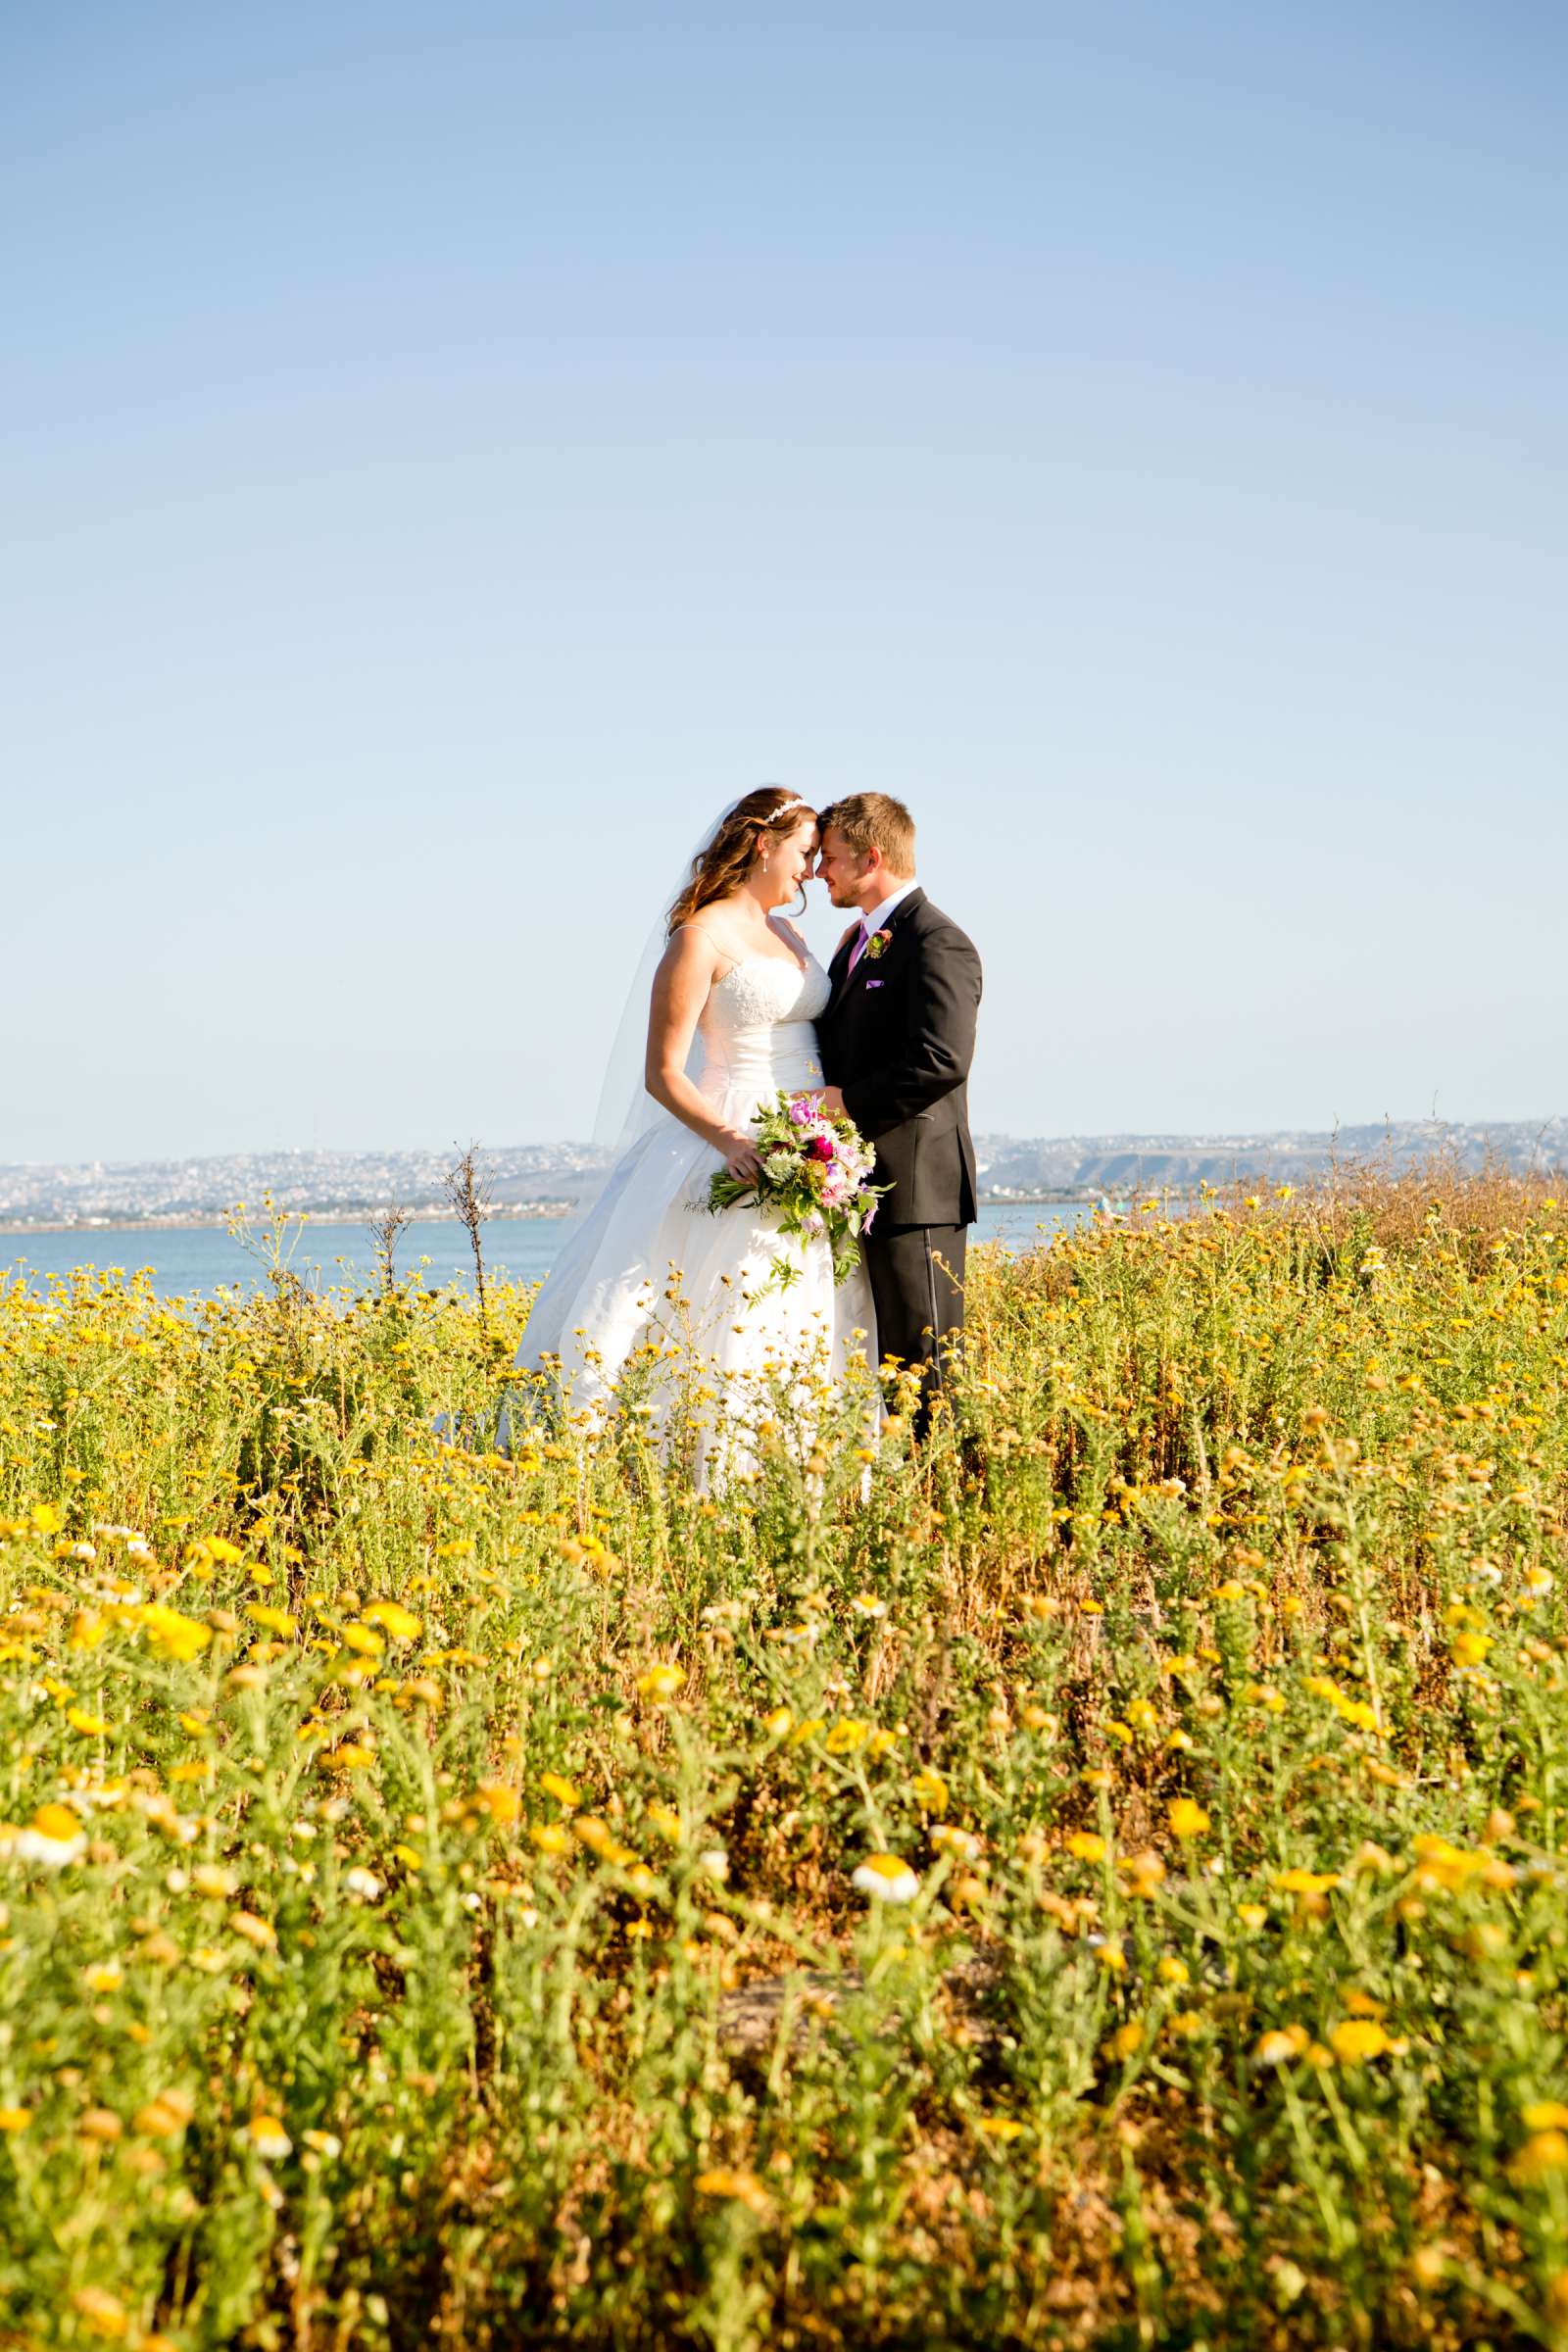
504,788,878,1477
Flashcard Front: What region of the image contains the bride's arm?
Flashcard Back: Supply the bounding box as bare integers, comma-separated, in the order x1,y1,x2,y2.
645,929,762,1181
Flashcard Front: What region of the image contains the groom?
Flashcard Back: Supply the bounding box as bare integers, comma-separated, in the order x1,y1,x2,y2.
812,793,983,1434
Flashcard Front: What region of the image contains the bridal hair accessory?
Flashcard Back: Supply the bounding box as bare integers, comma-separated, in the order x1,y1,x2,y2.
760,799,812,824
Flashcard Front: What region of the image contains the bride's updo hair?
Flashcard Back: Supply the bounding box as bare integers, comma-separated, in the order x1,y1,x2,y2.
666,787,814,936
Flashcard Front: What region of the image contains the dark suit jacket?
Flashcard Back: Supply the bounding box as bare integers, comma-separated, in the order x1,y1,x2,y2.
815,888,982,1229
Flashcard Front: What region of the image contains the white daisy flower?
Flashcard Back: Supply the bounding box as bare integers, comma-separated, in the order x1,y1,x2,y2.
852,1853,919,1904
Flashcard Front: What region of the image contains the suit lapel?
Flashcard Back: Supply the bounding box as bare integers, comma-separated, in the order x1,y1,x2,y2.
825,930,858,1021
825,888,925,1021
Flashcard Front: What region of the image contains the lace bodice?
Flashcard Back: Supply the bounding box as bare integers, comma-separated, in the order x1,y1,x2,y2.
696,951,829,1097
704,952,829,1038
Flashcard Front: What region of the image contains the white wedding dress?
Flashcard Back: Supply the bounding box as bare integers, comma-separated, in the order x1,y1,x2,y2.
503,942,877,1480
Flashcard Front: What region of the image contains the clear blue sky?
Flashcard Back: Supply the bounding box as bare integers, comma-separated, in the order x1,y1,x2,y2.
4,1,1563,1162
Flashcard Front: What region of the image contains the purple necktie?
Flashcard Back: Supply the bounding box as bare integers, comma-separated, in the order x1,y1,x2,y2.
847,922,871,974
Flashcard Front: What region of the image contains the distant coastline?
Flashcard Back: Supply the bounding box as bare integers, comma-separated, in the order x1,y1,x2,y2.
4,1120,1561,1238
0,1201,581,1238
0,1188,1095,1239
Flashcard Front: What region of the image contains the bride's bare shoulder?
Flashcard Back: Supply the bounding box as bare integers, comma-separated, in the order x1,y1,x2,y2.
664,920,740,983
676,910,749,960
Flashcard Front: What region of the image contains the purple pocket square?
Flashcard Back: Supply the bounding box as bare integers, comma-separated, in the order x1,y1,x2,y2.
865,978,884,990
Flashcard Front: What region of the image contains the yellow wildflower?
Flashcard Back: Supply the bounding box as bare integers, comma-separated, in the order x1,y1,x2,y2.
245,1604,297,1638
1328,2019,1391,2062
137,1604,213,1663
70,2287,127,2340
1121,1849,1166,1898
695,2167,771,2215
1256,2026,1309,2066
931,1824,983,1861
229,1911,276,1950
1510,2131,1568,2185
1410,1837,1489,1893
133,2090,194,2137
363,1600,421,1642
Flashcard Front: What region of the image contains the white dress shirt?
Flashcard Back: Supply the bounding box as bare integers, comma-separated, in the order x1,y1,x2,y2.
858,880,919,941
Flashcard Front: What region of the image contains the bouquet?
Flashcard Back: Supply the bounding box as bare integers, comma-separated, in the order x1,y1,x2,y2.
705,1092,888,1289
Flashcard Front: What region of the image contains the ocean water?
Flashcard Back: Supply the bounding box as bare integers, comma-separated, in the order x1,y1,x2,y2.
0,1201,1095,1300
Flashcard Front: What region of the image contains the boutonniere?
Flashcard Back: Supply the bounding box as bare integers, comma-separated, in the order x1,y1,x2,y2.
863,928,893,961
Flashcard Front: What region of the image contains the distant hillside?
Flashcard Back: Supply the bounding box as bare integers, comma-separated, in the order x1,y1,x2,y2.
975,1117,1567,1198
1,1117,1561,1228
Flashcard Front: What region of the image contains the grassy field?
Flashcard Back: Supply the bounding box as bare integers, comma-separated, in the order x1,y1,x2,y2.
2,1167,1567,2349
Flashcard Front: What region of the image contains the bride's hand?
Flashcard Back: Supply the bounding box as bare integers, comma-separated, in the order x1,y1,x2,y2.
720,1130,762,1182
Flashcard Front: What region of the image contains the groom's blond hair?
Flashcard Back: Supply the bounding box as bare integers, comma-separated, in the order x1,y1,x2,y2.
817,792,915,877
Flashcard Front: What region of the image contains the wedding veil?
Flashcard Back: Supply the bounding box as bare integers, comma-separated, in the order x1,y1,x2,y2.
589,793,755,1157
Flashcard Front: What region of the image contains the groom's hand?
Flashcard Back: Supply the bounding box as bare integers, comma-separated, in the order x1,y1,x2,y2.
817,1085,847,1119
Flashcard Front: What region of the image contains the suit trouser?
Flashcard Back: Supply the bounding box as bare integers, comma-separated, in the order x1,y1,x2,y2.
863,1223,967,1432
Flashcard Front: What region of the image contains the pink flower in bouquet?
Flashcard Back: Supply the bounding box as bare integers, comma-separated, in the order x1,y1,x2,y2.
808,1135,835,1162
